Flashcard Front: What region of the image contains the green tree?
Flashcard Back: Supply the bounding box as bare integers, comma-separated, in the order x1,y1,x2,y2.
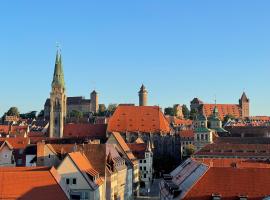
20,111,37,119
185,144,196,157
182,104,190,119
70,110,83,122
6,107,20,117
98,104,107,116
189,108,198,120
37,110,45,118
107,104,118,116
164,107,174,116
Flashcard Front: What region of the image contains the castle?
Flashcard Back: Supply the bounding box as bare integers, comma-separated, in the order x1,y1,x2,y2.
190,92,250,119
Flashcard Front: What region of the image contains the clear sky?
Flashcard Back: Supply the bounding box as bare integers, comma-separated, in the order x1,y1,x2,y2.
0,1,270,116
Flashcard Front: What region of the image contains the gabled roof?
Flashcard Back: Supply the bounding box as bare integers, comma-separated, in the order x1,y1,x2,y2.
0,167,68,200
68,152,103,187
111,132,138,164
107,105,171,133
0,138,30,149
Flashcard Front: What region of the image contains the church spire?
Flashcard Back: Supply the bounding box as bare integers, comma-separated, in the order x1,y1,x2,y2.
52,49,65,89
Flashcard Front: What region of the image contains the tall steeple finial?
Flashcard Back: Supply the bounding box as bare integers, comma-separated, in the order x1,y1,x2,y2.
52,44,65,89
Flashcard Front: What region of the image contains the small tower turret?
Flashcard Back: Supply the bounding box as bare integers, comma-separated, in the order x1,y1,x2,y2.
90,90,98,113
239,92,250,118
138,84,148,106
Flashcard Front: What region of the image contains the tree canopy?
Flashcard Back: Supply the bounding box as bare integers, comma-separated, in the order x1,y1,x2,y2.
6,107,20,117
182,104,190,119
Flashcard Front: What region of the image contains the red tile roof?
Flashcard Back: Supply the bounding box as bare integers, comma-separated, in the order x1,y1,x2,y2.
203,104,241,119
0,138,30,149
194,158,270,168
178,130,194,138
0,125,10,133
166,116,193,126
0,167,68,200
183,167,270,200
63,123,107,139
194,143,270,158
107,105,171,133
127,143,147,159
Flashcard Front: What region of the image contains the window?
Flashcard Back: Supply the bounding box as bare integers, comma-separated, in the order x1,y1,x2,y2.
144,167,146,170
66,178,70,185
72,178,77,185
17,159,22,165
144,160,146,163
140,160,142,163
144,174,146,178
19,149,24,155
48,154,51,158
140,167,142,170
4,154,8,158
205,134,208,140
84,192,89,199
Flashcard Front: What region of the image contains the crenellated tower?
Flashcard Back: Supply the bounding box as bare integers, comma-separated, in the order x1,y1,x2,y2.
49,49,67,138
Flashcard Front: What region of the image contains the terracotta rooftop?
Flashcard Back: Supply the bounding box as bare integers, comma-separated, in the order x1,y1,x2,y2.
178,130,194,138
183,167,270,200
63,123,107,139
194,143,270,158
107,105,171,133
127,143,147,159
194,158,270,168
0,137,30,149
0,167,68,200
202,104,241,119
166,116,193,126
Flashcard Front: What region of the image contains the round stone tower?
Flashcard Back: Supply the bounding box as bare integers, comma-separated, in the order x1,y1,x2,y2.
138,84,148,106
90,90,98,113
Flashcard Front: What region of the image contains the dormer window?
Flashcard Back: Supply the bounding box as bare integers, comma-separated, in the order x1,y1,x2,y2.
212,193,221,200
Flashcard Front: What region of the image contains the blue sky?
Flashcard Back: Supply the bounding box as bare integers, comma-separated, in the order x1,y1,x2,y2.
0,1,270,116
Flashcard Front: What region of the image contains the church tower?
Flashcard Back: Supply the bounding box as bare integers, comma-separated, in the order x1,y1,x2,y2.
239,92,249,118
90,90,98,113
49,49,67,138
138,84,148,106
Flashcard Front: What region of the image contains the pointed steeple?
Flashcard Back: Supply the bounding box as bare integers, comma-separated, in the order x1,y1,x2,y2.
240,92,249,102
52,49,65,89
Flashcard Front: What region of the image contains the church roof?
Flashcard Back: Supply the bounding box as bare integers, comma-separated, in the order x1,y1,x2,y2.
107,105,171,133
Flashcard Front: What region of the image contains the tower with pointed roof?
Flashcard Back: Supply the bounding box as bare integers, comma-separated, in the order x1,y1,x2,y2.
138,84,148,106
49,49,67,138
239,92,249,118
90,90,98,113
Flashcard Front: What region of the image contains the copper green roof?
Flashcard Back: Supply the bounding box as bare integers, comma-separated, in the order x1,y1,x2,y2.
52,50,65,88
195,127,212,133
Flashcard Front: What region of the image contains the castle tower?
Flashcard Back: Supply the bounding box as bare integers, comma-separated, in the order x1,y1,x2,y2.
90,90,98,113
138,84,148,106
239,92,250,118
49,49,67,138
